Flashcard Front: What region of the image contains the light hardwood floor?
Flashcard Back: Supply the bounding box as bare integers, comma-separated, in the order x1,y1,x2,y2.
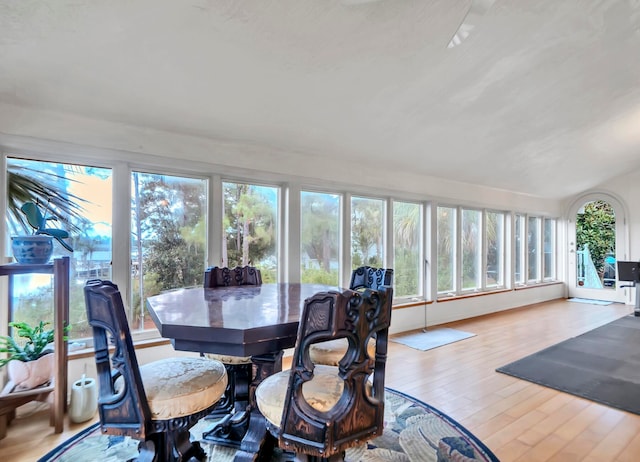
0,298,636,461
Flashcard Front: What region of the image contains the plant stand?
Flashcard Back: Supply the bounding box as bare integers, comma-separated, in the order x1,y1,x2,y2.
0,380,54,439
0,257,69,439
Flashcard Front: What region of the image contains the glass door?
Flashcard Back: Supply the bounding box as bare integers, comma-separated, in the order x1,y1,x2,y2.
567,194,627,303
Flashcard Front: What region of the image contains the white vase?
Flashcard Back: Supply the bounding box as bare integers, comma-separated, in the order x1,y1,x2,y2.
69,375,98,423
7,353,54,390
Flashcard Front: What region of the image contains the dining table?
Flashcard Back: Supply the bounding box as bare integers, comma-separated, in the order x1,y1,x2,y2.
146,282,340,461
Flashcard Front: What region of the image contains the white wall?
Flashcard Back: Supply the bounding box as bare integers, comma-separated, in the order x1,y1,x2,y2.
0,102,562,214
390,284,565,334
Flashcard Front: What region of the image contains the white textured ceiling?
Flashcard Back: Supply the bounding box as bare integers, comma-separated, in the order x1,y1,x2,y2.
1,0,640,199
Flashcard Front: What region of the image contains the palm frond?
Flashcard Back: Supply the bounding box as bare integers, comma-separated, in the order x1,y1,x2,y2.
7,166,87,235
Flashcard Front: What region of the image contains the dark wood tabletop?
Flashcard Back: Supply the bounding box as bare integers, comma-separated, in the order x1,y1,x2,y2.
146,283,340,357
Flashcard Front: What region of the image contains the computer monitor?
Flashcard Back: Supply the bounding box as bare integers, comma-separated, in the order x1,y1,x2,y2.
617,261,640,282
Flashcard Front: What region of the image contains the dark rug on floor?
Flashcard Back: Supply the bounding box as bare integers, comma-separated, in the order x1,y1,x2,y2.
38,388,499,461
496,315,640,414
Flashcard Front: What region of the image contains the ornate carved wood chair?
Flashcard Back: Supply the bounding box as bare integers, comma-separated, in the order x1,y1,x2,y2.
349,266,394,291
309,266,394,366
84,279,228,462
202,266,262,419
203,265,262,288
255,286,393,461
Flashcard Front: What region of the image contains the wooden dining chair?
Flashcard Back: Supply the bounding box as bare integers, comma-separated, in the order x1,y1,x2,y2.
202,265,262,418
84,279,228,462
204,265,262,288
309,266,394,366
255,286,393,461
349,266,394,291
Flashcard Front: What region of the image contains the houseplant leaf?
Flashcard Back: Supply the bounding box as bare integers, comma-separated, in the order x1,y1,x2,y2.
40,228,74,252
20,202,45,231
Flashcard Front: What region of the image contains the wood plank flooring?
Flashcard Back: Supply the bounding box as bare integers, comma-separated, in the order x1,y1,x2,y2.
0,298,635,461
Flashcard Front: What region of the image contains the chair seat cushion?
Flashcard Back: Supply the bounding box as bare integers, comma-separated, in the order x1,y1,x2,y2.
205,353,252,365
256,364,359,428
309,338,376,366
120,357,228,420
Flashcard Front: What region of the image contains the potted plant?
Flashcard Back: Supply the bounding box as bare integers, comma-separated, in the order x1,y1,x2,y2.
11,199,73,264
0,321,69,390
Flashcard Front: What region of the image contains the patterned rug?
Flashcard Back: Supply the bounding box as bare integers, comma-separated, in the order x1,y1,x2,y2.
38,388,498,462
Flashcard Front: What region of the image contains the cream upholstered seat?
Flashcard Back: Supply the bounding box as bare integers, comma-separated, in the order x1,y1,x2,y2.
203,265,262,416
255,286,393,461
84,279,228,462
309,266,393,366
115,357,227,420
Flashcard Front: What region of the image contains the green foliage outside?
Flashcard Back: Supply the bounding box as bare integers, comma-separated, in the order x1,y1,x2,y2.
300,192,340,286
437,207,455,292
393,202,421,296
131,173,207,328
576,200,615,277
437,208,503,292
224,183,277,282
351,197,384,269
300,268,339,285
461,209,481,290
394,249,419,295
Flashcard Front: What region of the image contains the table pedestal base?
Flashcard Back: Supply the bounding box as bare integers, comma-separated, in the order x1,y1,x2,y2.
202,351,283,461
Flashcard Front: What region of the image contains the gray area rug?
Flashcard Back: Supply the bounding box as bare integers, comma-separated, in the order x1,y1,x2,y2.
567,297,612,306
391,327,476,351
496,315,640,414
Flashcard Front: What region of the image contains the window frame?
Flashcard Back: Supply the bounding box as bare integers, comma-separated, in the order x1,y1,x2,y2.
391,199,424,300
485,209,506,290
299,188,343,286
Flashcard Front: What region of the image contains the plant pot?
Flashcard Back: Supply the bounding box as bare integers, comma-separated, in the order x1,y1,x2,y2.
7,353,54,390
11,235,54,264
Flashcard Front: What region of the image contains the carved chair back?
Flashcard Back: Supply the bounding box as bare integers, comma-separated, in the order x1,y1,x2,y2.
280,285,393,457
349,266,394,291
204,265,263,288
84,279,151,438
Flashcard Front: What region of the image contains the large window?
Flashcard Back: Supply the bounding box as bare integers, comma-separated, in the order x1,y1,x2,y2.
6,158,112,341
393,201,422,297
222,181,279,282
543,218,556,280
514,214,525,285
131,172,207,332
3,151,563,342
486,211,505,288
527,216,541,282
300,191,341,285
461,208,482,291
514,214,557,286
351,196,384,270
437,206,456,294
438,206,509,297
